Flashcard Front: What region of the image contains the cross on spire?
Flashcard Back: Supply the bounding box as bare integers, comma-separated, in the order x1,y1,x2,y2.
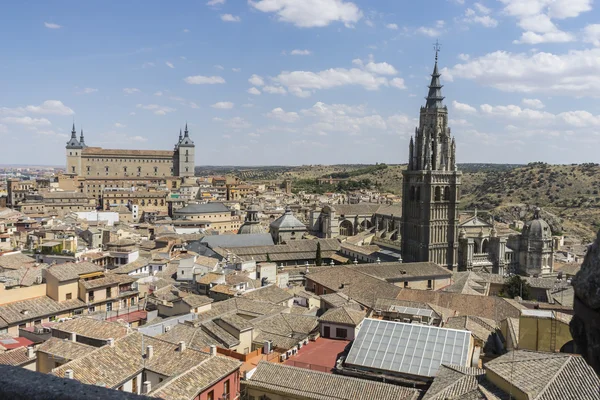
433,39,441,62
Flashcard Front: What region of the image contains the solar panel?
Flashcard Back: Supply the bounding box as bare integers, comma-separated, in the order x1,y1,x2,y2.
388,305,434,318
346,318,471,378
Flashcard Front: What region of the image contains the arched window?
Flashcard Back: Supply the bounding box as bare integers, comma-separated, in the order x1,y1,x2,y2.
482,239,489,254
444,186,450,201
434,187,441,201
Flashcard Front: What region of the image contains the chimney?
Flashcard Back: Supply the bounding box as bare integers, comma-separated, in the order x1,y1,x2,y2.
209,345,217,356
146,345,153,360
65,370,74,379
142,381,151,394
178,341,186,352
26,346,35,359
107,338,114,347
69,332,76,342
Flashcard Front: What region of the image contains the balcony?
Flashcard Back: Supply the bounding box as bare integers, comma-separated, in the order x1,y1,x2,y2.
472,253,493,265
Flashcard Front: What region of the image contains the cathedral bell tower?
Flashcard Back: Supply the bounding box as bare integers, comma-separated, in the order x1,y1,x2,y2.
401,45,461,269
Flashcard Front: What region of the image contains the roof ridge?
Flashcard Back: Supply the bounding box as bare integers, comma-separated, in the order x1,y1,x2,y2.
533,355,571,399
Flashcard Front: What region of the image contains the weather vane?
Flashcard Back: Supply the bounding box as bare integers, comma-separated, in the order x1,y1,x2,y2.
433,39,441,61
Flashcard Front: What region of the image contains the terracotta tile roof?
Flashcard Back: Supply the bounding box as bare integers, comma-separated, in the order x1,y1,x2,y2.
485,351,600,400
254,313,318,338
423,365,486,400
245,361,420,400
241,284,293,305
80,274,136,290
218,313,253,331
196,272,223,284
395,289,525,322
180,294,213,308
0,296,85,326
307,267,401,308
151,355,241,400
348,261,452,280
52,317,129,340
0,263,48,287
0,253,36,270
47,261,103,282
320,292,353,307
444,316,499,351
200,320,240,348
319,306,366,326
0,347,33,366
37,337,94,360
52,332,214,389
110,257,150,274
209,284,237,296
156,323,218,350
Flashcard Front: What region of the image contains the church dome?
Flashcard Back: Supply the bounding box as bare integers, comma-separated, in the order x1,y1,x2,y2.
270,206,306,230
238,203,264,235
522,208,552,240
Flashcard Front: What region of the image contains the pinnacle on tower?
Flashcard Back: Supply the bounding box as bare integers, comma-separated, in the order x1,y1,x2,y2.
71,122,77,138
79,128,85,145
179,128,183,141
184,122,189,137
425,40,445,109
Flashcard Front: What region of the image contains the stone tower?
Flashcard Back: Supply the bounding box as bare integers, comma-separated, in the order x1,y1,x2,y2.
66,123,84,176
174,123,195,177
401,50,461,269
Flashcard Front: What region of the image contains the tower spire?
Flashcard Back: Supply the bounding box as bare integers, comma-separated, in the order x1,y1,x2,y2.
179,128,183,141
71,122,77,138
425,40,444,109
184,122,189,137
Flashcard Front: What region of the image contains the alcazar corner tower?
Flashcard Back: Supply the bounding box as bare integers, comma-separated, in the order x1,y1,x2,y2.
65,124,196,178
401,50,461,270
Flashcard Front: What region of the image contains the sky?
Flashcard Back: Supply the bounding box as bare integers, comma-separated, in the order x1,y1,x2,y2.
1,0,600,166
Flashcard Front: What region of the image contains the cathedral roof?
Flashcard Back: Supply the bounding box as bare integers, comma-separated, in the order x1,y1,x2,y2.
270,206,306,231
522,207,552,240
66,123,82,149
178,123,195,147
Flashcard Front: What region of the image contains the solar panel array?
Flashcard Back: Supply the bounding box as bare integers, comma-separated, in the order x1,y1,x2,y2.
388,305,434,318
345,318,471,378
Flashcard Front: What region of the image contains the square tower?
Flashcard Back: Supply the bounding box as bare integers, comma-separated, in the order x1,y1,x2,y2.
401,52,461,270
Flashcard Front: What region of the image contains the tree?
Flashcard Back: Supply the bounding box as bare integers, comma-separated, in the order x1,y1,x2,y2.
501,275,531,300
315,242,322,266
266,252,271,263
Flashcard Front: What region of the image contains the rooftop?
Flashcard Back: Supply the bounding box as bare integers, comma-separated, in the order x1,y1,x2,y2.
0,296,85,327
318,306,365,326
175,202,230,215
241,284,293,305
245,361,420,400
47,262,103,282
52,317,130,341
37,337,94,360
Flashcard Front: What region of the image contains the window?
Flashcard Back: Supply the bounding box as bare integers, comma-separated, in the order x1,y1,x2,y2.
88,292,94,301
34,319,42,325
223,380,230,397
66,293,72,300
106,302,112,312
130,297,136,306
335,328,348,338
106,288,112,298
404,281,408,288
427,280,432,289
207,390,214,400
89,306,95,313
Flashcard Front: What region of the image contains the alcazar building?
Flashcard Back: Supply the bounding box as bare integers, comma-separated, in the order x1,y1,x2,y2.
66,124,195,178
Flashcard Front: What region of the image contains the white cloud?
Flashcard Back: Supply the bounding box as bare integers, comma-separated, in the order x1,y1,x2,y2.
247,87,262,95
211,101,234,109
457,53,470,61
2,100,75,116
263,85,287,94
76,88,98,95
248,74,265,86
444,48,600,96
452,100,477,113
142,62,155,68
522,98,545,109
480,103,553,121
301,102,389,136
273,58,404,97
221,14,241,22
214,64,225,70
267,107,300,123
436,20,445,28
290,49,312,55
213,116,251,130
2,116,52,126
184,75,226,84
44,22,61,29
207,0,225,5
583,24,600,46
390,78,406,89
183,29,190,33
0,124,7,134
416,27,440,37
386,23,398,30
249,0,363,28
123,88,141,94
232,67,241,72
248,132,260,138
499,0,590,44
154,91,163,96
365,61,398,75
462,6,498,28
189,102,200,109
114,123,126,128
166,61,175,69
135,104,176,116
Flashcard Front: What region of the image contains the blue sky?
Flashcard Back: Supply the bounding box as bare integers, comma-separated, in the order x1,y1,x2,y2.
1,0,600,166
